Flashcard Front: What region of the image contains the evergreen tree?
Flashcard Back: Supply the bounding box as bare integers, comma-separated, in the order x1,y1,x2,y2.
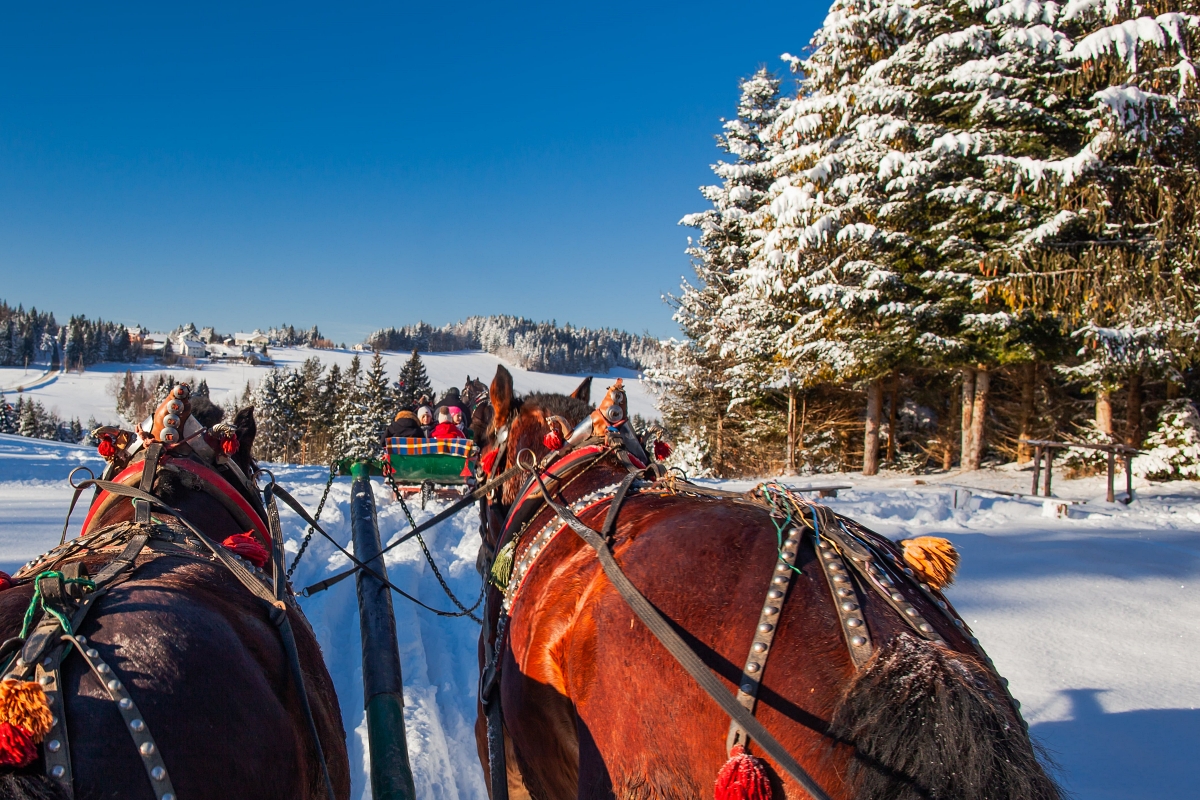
0,391,15,434
394,348,432,410
363,351,393,438
647,69,784,476
332,355,379,462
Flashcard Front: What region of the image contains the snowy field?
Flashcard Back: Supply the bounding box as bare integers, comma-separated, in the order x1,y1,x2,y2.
0,434,1196,799
0,346,657,426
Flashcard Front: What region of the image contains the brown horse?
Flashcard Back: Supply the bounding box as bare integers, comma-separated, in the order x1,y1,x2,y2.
0,401,349,800
474,366,1060,800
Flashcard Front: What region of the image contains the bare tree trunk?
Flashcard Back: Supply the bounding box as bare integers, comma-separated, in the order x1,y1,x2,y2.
863,380,883,476
714,412,724,478
1095,389,1113,437
1125,371,1143,447
784,387,798,476
966,369,990,470
1017,362,1036,464
961,367,976,469
886,370,899,465
1167,380,1180,400
944,381,959,471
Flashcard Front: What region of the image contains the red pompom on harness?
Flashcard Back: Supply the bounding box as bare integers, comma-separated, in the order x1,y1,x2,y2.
97,435,116,459
543,430,564,451
221,533,270,568
0,572,11,592
714,746,772,800
654,440,673,461
480,450,498,476
0,721,36,767
220,434,240,456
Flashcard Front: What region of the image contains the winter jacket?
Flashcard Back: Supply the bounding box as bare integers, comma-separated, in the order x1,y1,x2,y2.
430,422,466,440
386,411,424,439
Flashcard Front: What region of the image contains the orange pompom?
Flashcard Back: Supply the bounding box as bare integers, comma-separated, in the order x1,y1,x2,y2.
0,680,53,740
899,536,960,590
0,722,36,767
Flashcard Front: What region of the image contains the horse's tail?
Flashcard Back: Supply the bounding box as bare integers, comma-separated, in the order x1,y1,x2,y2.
0,773,71,800
830,634,1062,800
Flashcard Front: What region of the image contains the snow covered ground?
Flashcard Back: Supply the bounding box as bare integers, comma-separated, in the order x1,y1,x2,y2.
0,346,657,426
0,434,1196,799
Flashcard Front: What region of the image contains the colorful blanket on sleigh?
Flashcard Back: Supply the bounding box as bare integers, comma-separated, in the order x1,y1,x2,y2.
386,437,475,458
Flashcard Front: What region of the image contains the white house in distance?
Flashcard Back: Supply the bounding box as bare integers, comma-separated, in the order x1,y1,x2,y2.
174,336,206,359
233,330,270,348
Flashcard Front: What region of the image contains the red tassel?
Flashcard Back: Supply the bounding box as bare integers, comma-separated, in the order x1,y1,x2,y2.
222,533,270,568
654,440,673,461
0,722,36,767
480,450,498,476
714,746,772,800
97,437,116,459
543,430,564,450
220,435,240,456
0,573,10,592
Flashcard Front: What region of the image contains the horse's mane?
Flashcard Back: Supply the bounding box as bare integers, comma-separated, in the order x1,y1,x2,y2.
515,392,592,426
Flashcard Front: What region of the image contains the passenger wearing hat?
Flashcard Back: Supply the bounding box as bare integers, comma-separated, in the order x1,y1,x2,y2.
430,407,466,440
417,406,435,437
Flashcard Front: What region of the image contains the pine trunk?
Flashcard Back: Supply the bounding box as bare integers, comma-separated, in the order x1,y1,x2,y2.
886,370,898,465
1016,363,1036,464
863,380,882,476
960,368,976,469
784,387,798,475
1125,372,1143,447
966,369,989,470
944,383,959,471
1096,389,1113,437
714,413,724,478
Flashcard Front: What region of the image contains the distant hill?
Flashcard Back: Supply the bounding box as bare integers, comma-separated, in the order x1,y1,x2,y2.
366,315,662,374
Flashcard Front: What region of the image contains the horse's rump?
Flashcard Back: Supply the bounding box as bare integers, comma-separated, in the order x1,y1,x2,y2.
0,551,347,799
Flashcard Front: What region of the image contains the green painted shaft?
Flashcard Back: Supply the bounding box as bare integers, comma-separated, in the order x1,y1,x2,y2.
366,693,417,800
350,466,417,800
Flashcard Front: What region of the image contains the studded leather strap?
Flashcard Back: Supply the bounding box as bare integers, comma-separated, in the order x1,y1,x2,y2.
62,635,177,800
35,659,73,794
726,524,802,754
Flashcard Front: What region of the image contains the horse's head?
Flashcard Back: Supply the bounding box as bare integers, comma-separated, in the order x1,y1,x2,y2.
477,366,592,513
83,391,265,548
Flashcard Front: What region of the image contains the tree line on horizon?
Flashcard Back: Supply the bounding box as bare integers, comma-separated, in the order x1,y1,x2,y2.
649,0,1200,481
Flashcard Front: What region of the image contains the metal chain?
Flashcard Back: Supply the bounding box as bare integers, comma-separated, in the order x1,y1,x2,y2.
286,465,337,580
385,470,484,623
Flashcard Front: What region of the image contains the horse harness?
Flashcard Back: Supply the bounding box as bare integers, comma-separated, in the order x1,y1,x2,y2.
478,434,1027,800
0,440,337,800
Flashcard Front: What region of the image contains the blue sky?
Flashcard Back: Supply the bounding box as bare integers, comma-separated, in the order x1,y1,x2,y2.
0,1,825,343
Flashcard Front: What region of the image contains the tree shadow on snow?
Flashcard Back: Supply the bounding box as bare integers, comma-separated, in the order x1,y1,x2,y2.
1031,688,1199,800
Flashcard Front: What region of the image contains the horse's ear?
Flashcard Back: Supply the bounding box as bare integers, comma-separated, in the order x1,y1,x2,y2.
491,366,513,426
232,406,257,474
571,376,592,404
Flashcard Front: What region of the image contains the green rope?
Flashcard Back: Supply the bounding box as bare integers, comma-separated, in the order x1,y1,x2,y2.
758,481,806,577
19,570,96,639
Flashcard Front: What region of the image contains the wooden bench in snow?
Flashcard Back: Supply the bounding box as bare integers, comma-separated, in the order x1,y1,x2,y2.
1020,439,1142,504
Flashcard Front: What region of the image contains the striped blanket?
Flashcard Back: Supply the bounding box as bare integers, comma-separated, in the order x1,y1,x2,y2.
385,438,475,458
